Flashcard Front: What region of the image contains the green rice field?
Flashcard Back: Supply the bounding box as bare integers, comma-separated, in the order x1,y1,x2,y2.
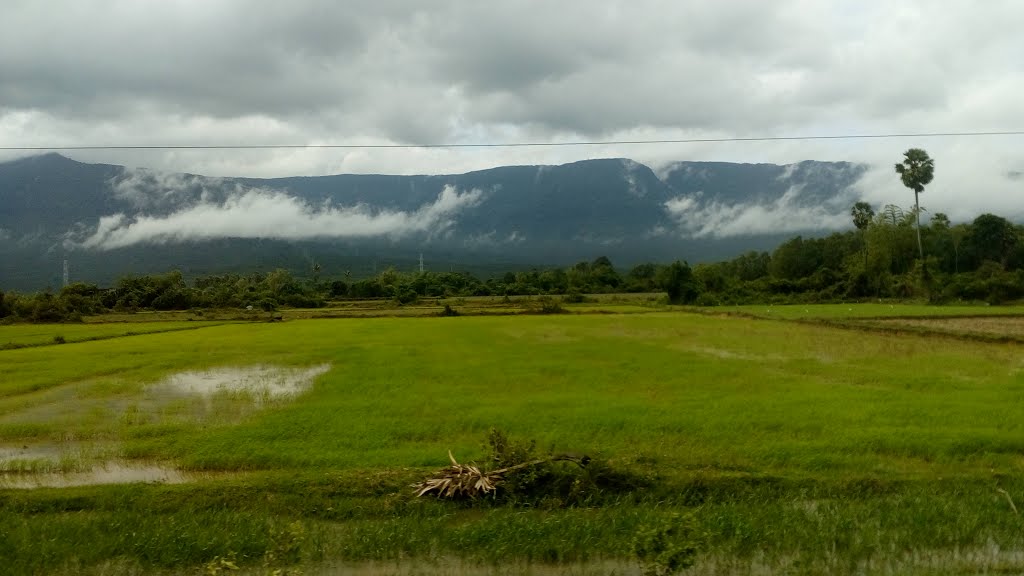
0,321,232,349
1,304,1023,575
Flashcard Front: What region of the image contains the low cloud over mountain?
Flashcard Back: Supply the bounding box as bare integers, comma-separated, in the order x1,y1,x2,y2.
3,153,869,289
76,185,483,250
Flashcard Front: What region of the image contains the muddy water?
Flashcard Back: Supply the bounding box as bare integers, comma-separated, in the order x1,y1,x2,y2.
0,462,191,489
0,365,331,489
0,445,63,463
156,363,331,402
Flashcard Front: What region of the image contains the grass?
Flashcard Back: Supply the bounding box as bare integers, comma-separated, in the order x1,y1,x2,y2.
0,320,232,349
1,306,1023,574
710,302,1024,320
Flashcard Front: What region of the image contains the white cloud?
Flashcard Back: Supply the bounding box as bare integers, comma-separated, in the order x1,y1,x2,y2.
74,185,483,250
109,169,218,208
665,184,856,238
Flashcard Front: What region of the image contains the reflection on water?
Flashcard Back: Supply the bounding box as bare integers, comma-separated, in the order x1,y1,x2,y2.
156,364,331,402
0,462,193,489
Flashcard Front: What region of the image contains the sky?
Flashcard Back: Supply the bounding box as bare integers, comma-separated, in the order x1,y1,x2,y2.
1,0,1023,224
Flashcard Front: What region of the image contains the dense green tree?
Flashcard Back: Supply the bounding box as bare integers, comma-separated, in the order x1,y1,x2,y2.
770,236,823,280
727,251,771,282
329,280,349,298
589,256,622,289
965,213,1019,268
658,261,700,304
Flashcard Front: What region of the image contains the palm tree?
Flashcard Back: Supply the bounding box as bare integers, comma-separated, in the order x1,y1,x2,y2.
894,148,935,262
851,202,875,267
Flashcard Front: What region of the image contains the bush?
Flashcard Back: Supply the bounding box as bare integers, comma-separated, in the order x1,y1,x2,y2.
562,290,586,304
483,429,649,507
525,296,565,315
282,293,324,308
632,512,701,575
395,288,419,305
255,298,278,312
694,292,719,306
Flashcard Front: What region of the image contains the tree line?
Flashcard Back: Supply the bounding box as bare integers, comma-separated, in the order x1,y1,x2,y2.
0,256,705,322
1,204,1020,324
691,208,1024,305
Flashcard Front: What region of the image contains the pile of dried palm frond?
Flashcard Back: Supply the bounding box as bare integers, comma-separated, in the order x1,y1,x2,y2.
413,450,590,499
413,451,501,498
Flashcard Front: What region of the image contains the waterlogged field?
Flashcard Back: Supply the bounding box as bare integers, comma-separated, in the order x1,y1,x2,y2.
1,307,1023,574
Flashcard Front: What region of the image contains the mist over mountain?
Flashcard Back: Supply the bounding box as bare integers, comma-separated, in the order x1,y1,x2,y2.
0,153,868,290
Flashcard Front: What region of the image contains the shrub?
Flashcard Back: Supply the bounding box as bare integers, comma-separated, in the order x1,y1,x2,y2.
255,298,278,312
525,296,565,315
562,290,586,304
632,513,701,576
486,429,649,507
395,288,419,305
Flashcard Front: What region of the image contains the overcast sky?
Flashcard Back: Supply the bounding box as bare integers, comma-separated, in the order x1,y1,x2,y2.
1,0,1022,221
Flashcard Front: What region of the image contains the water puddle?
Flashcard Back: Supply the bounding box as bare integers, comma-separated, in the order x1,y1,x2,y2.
0,442,112,474
0,445,63,463
154,364,331,404
0,462,192,489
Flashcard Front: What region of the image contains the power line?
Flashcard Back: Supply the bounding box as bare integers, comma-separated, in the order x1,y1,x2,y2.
1,130,1023,151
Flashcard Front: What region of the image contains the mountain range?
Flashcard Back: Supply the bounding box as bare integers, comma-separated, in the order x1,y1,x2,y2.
0,153,868,290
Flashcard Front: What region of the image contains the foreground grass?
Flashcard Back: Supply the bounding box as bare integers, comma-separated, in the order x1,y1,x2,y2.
1,309,1023,574
2,473,1022,575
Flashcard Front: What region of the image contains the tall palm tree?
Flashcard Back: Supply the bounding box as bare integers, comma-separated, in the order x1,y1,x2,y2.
894,148,935,262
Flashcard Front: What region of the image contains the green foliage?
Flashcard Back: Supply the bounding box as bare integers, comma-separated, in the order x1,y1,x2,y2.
659,261,700,304
483,429,649,508
851,201,875,231
562,289,592,303
263,520,307,569
632,512,701,575
965,213,1018,267
256,298,278,312
525,296,566,314
204,553,239,575
895,148,936,194
486,428,543,498
394,287,419,305
328,280,348,298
